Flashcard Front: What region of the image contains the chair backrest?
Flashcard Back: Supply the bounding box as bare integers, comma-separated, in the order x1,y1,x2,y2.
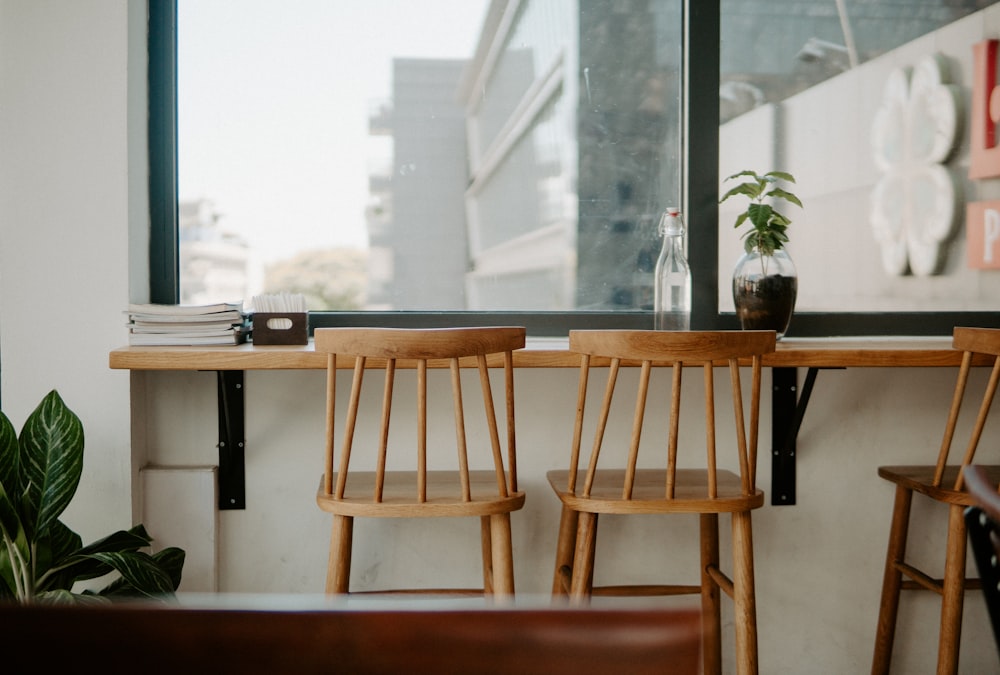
933,327,1000,491
563,330,776,500
314,327,526,502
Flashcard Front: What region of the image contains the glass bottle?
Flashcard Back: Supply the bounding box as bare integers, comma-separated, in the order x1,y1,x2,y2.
653,207,691,330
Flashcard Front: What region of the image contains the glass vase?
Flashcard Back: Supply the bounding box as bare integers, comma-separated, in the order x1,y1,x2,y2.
732,249,797,339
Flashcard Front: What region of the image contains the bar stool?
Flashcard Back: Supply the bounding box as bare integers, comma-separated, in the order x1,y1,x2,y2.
871,326,1000,674
314,326,526,596
547,330,776,675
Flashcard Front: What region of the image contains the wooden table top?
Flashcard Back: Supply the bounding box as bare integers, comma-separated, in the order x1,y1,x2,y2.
109,336,988,371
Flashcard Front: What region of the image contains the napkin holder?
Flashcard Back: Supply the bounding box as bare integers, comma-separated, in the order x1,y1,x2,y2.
252,313,308,345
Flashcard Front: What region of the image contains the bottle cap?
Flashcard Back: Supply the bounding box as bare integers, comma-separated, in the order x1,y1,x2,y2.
660,207,684,235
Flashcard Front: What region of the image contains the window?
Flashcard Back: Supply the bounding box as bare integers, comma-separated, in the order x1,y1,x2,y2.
160,0,686,335
150,0,1000,336
717,0,1000,330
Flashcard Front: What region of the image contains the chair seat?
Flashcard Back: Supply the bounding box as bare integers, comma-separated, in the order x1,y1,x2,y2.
317,470,526,518
877,465,1000,506
547,468,764,514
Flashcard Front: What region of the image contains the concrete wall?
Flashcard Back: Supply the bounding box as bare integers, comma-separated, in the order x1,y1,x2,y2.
1,2,998,673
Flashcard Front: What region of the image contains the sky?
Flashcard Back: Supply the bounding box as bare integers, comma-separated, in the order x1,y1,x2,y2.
178,0,489,264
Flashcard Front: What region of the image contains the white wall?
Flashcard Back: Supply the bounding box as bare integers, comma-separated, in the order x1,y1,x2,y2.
0,1,144,540
2,3,998,674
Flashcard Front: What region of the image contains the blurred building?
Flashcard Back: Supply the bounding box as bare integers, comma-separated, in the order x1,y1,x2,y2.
366,59,469,310
362,0,994,313
719,0,992,122
179,198,252,306
368,1,681,312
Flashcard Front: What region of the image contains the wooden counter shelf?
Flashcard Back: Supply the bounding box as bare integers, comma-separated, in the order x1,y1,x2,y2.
109,336,977,371
109,335,980,509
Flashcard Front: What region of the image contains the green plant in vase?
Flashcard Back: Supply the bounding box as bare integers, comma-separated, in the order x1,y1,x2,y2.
0,390,184,603
720,170,803,338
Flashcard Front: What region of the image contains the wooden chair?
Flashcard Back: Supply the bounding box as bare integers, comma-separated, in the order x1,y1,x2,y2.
548,329,776,675
314,326,526,596
872,326,1000,674
963,464,1000,660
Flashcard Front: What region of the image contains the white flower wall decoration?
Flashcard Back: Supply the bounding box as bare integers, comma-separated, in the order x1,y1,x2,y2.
870,53,962,276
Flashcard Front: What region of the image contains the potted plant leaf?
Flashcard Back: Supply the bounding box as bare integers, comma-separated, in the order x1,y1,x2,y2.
720,169,803,338
0,390,184,603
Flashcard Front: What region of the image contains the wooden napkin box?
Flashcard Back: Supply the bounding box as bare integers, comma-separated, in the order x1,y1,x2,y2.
252,313,308,345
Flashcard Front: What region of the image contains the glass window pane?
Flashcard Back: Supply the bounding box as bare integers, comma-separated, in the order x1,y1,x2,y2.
178,0,684,313
719,0,1000,315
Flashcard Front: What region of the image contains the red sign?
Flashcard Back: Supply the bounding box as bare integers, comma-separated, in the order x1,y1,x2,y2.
967,40,1000,271
970,39,1000,178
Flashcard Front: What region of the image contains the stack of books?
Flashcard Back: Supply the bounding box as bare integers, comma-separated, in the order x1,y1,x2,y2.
126,302,248,346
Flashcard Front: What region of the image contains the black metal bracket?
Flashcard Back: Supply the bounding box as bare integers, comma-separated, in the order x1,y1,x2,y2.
770,367,819,506
217,371,246,510
212,365,815,510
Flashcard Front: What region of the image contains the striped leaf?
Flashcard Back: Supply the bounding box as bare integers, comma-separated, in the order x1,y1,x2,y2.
77,524,153,554
89,551,176,599
18,391,84,538
34,589,110,606
99,546,185,596
0,482,28,600
32,519,83,591
33,589,78,605
152,546,186,591
38,525,153,589
0,475,23,546
0,547,16,599
0,412,17,503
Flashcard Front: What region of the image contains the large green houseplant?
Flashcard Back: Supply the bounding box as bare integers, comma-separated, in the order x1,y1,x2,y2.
0,390,184,603
720,169,803,338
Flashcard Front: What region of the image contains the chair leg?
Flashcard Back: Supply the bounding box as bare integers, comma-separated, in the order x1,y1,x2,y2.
570,512,598,602
937,504,968,675
700,513,722,675
552,505,579,595
872,485,913,675
489,512,515,597
480,516,494,594
732,510,759,675
325,515,353,594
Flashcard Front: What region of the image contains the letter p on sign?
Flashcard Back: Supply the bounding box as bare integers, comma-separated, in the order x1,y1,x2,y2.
987,210,1000,264
966,201,1000,269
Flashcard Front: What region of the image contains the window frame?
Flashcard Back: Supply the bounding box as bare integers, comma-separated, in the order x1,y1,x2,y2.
149,0,179,305
149,0,1000,337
